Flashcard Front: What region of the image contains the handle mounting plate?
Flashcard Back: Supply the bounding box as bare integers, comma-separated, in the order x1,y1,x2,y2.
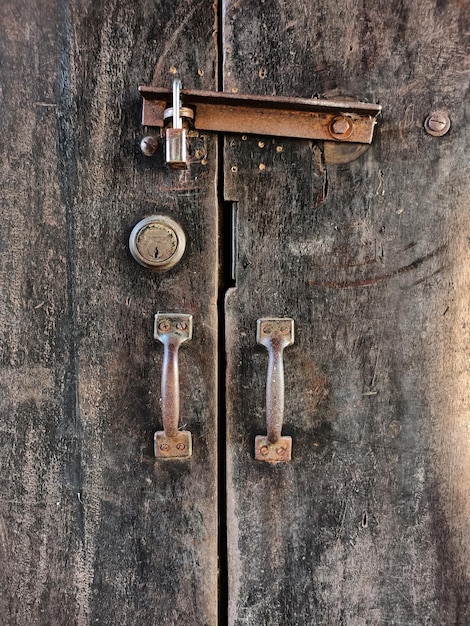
257,318,294,346
155,430,192,459
154,313,193,343
255,435,292,463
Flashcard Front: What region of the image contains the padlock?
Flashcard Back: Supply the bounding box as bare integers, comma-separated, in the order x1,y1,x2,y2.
166,127,187,169
165,80,188,169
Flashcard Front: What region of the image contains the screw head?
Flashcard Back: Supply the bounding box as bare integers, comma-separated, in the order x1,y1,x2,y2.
276,447,286,456
140,136,159,156
176,443,186,450
158,320,171,332
428,116,446,131
424,111,451,137
160,443,170,451
176,321,188,331
263,326,272,335
260,445,269,456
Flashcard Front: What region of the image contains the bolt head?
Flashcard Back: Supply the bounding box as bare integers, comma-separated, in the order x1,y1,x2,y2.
330,116,352,137
140,136,159,156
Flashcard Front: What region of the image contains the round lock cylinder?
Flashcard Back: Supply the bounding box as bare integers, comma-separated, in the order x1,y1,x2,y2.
129,215,186,271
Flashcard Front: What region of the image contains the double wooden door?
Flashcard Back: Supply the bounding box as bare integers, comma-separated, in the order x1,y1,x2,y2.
1,1,469,624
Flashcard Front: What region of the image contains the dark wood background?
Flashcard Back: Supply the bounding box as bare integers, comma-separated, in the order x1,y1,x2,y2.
0,1,218,624
223,0,470,624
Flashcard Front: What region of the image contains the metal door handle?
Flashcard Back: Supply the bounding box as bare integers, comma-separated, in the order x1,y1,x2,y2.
154,313,193,459
255,318,294,462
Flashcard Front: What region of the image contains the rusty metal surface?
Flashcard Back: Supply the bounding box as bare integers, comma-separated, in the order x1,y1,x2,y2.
256,318,294,463
154,313,193,460
139,87,381,144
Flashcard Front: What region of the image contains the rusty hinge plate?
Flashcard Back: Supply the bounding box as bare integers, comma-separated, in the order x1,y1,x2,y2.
139,87,381,144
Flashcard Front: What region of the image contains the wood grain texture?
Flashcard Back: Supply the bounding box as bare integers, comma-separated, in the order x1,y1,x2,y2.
0,1,218,624
223,0,470,624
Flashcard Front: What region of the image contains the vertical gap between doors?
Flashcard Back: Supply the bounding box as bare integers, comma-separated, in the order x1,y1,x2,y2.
217,2,232,624
217,193,236,626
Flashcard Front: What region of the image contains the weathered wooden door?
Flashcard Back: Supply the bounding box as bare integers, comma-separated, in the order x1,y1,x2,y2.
1,1,469,625
223,2,470,624
0,2,220,624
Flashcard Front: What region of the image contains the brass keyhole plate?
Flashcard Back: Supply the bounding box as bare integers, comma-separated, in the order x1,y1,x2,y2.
129,215,186,271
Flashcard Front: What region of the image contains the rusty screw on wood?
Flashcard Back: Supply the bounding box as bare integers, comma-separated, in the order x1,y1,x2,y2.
140,135,159,156
424,112,451,137
158,320,171,332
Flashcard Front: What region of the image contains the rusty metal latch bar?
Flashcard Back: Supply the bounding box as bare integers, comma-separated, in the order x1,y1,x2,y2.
154,313,193,459
139,85,381,144
255,318,294,463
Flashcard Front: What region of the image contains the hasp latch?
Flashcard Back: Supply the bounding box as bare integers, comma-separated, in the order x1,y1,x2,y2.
139,80,381,168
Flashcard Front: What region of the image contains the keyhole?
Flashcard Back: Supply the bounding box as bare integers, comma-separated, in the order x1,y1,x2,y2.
154,247,159,259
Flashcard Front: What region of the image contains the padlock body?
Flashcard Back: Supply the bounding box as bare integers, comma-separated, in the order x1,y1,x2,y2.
165,127,187,169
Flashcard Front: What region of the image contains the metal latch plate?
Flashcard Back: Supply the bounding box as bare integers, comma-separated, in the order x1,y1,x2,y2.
139,87,381,144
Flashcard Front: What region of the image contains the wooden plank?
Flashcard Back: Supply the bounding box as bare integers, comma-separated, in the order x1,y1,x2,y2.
0,1,219,624
223,0,470,623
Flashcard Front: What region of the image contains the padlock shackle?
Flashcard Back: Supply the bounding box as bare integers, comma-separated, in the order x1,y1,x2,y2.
172,79,182,129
